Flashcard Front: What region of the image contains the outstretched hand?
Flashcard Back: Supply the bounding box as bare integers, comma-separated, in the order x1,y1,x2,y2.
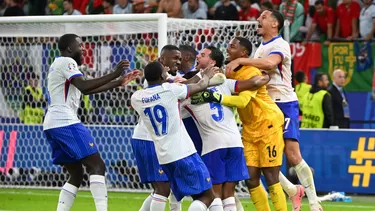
115,60,131,76
121,69,142,87
225,59,240,78
201,65,216,79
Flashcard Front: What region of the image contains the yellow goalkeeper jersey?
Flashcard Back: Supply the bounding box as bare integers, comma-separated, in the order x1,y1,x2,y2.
221,66,284,140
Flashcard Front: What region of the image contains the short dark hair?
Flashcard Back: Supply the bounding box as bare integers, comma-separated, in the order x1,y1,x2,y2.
183,70,200,79
63,0,73,3
268,9,284,32
179,45,197,61
161,45,180,55
314,0,324,6
261,1,273,10
313,72,326,87
234,37,252,56
144,61,164,82
205,46,224,68
58,33,79,51
295,71,306,83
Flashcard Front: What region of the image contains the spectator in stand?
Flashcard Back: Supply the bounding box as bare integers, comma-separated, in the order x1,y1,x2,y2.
334,0,360,40
238,0,260,21
279,0,304,41
4,0,25,16
48,0,64,15
182,0,208,15
102,0,114,13
214,0,238,20
132,0,145,13
113,0,133,14
360,0,375,41
157,0,183,18
303,0,335,46
63,0,82,15
28,0,48,15
261,0,281,10
183,0,207,19
300,72,334,129
328,69,350,128
0,0,7,16
260,1,273,12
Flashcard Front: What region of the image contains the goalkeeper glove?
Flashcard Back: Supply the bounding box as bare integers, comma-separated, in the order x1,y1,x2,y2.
191,90,222,104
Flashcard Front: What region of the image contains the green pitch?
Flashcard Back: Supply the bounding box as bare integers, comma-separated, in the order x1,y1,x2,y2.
0,189,374,211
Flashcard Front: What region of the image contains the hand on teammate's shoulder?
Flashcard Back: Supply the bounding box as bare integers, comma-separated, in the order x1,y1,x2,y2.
115,60,130,75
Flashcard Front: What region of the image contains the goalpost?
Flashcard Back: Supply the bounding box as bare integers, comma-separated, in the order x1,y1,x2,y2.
0,14,259,196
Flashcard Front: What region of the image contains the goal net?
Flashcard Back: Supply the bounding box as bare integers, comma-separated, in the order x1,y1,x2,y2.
0,14,259,196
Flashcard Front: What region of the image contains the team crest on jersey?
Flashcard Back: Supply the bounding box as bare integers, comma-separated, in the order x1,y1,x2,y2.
158,169,164,175
89,142,94,147
68,63,76,71
206,177,211,182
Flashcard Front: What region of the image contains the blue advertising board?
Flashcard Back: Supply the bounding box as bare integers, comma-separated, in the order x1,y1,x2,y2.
0,125,374,194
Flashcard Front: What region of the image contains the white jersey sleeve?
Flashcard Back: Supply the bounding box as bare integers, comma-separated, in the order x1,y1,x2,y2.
130,83,196,164
43,57,83,130
184,80,243,155
254,36,298,102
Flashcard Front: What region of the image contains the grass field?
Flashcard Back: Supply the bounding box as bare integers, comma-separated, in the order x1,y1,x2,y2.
0,189,374,211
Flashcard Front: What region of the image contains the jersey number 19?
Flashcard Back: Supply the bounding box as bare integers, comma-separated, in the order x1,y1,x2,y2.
144,105,168,136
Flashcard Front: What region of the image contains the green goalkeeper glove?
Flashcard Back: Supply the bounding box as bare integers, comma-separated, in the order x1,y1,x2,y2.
191,90,222,104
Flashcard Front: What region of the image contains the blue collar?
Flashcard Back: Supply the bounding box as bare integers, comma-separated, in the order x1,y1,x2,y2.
262,35,282,45
146,84,161,88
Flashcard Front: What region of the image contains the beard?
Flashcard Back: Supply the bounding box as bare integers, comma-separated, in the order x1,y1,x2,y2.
73,53,82,66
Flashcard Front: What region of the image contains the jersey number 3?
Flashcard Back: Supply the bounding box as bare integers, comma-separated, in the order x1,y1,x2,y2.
144,105,168,136
210,102,224,122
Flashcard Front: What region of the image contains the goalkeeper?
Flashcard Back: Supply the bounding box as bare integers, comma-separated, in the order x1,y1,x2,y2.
192,37,287,211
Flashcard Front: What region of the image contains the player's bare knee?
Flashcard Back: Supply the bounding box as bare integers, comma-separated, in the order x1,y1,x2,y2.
86,158,106,176
245,178,260,189
262,168,280,186
67,171,83,187
285,139,303,166
222,182,235,199
153,182,170,197
192,189,215,207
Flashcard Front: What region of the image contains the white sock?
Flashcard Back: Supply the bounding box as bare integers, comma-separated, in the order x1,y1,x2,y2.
188,200,207,211
139,194,153,211
279,171,298,197
234,196,243,211
294,160,319,204
150,193,168,211
169,191,182,211
209,198,223,211
89,175,108,211
223,197,236,211
57,183,78,211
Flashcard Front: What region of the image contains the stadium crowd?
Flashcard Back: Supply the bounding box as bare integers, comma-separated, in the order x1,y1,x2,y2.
0,0,357,128
1,0,374,42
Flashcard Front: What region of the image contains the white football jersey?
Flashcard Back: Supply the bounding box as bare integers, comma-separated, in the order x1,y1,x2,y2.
254,35,298,103
131,83,196,164
43,57,83,130
184,79,243,155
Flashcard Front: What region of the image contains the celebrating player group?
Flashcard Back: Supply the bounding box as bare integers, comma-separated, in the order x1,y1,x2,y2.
44,9,323,211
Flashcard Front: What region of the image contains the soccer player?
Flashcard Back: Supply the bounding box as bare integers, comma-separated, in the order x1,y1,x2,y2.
131,61,224,211
43,33,140,211
225,10,323,211
192,37,287,211
132,45,184,211
183,46,250,211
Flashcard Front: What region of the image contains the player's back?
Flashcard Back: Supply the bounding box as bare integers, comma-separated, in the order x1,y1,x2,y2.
254,35,297,103
43,56,83,130
232,66,284,139
184,79,242,155
131,83,196,164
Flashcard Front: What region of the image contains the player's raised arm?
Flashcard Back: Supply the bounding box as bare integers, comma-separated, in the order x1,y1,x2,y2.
71,60,130,95
225,54,282,77
185,66,217,95
235,72,271,92
84,70,142,95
